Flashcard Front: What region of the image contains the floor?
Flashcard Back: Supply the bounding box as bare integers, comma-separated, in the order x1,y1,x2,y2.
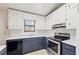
25,49,54,55
0,45,54,55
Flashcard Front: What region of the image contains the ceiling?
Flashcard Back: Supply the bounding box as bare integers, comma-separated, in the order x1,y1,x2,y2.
0,3,64,16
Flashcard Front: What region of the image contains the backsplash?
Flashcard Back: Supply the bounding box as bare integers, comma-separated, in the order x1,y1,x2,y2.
52,28,76,40
8,30,53,37
8,28,76,39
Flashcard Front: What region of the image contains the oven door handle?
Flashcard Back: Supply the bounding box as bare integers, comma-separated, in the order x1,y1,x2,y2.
48,39,60,44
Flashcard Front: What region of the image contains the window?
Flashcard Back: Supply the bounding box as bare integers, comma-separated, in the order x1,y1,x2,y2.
24,20,35,32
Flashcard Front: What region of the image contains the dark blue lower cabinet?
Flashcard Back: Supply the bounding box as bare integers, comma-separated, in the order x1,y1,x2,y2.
42,37,47,49
61,42,76,55
23,39,32,54
6,37,47,55
6,40,23,55
23,37,47,54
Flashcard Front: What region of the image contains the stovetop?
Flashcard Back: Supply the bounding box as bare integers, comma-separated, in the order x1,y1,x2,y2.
47,36,70,42
47,37,62,42
47,33,70,42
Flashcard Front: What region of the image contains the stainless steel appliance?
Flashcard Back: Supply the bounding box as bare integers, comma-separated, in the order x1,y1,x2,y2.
47,33,70,55
52,23,66,29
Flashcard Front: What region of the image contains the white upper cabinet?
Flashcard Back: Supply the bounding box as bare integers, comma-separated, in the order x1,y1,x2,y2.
57,5,66,24
66,4,79,29
8,9,23,30
45,5,66,30
46,3,79,30
51,12,55,25
45,13,52,30
66,3,78,10
8,9,17,29
52,10,58,24
8,3,79,31
54,5,66,24
51,5,66,25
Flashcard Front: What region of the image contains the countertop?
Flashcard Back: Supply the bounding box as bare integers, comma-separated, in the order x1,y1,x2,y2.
47,36,76,47
0,45,6,52
7,35,76,47
8,35,51,40
62,38,76,47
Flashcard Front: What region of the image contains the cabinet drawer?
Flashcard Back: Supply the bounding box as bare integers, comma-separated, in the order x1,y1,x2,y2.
62,43,76,52
66,3,78,10
62,48,75,55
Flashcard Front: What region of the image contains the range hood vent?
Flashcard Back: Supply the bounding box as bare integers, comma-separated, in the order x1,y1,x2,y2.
52,23,66,29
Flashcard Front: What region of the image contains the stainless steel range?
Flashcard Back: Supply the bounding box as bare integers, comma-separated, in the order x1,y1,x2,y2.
47,33,70,55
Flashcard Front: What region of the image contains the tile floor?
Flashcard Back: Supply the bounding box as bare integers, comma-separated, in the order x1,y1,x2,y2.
25,49,54,55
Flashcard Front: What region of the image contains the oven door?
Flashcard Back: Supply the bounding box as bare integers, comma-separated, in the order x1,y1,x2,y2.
47,39,60,55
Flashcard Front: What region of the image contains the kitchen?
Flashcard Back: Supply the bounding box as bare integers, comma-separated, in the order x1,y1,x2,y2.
0,3,78,55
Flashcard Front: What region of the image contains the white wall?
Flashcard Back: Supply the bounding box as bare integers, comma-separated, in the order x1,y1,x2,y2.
76,22,79,54
5,8,77,41
0,7,50,45
0,7,8,45
8,11,46,37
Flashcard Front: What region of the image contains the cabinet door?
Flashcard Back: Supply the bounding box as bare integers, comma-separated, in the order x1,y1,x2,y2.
62,47,75,55
42,37,47,49
31,39,40,51
46,13,52,30
23,39,32,54
66,3,78,10
53,10,59,24
32,37,44,50
23,37,47,54
61,42,76,55
51,12,55,25
66,6,79,29
8,9,17,29
52,5,66,24
59,5,66,23
31,37,46,51
8,9,23,30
